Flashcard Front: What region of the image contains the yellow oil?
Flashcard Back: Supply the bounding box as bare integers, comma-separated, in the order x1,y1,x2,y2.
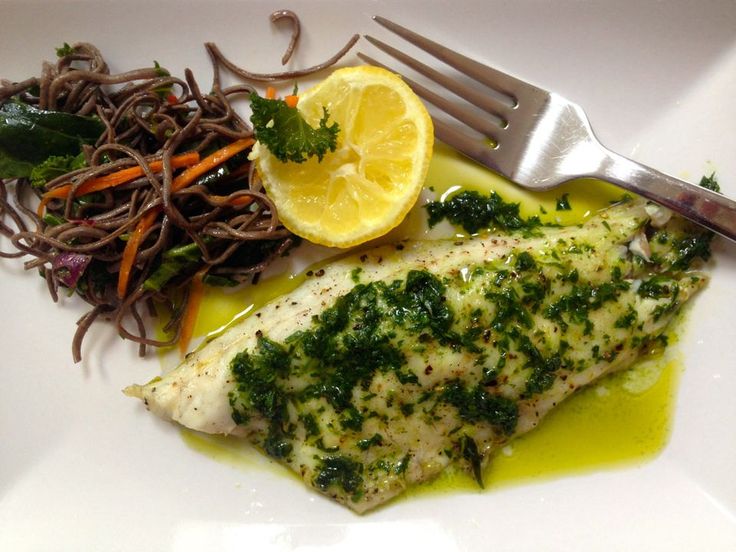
488,356,679,487
180,429,304,483
181,429,264,469
424,142,626,226
180,142,686,495
406,352,680,498
195,269,306,342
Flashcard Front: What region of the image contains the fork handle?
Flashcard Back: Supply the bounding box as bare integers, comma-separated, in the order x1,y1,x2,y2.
598,149,736,241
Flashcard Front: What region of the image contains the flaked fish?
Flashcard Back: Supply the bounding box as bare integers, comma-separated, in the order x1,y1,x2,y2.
126,199,711,512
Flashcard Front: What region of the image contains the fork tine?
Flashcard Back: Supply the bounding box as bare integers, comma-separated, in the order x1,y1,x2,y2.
362,34,511,121
432,118,500,172
358,52,502,142
373,15,547,104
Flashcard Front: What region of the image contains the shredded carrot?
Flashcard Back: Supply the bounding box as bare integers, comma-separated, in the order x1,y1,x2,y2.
41,138,252,217
40,138,255,299
166,93,179,105
37,151,199,218
117,209,159,299
36,196,53,219
284,95,299,108
209,194,255,207
230,196,255,207
43,152,199,200
178,266,208,356
170,140,260,352
265,86,277,99
171,138,254,192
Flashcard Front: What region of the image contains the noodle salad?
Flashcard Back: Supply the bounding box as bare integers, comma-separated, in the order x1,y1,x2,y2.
0,11,358,362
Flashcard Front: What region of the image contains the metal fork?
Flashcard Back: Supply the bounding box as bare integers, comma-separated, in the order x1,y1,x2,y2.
360,16,736,242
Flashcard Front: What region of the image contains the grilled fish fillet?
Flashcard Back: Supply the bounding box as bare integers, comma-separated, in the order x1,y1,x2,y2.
126,200,709,513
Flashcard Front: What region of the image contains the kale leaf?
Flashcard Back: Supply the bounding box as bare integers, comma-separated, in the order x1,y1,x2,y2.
29,153,86,189
0,101,103,179
249,92,339,164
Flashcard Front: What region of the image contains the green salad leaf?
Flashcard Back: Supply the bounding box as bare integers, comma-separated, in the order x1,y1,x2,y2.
0,101,103,179
30,153,86,188
142,242,204,292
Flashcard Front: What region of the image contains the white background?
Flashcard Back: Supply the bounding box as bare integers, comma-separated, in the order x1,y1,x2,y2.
1,1,735,550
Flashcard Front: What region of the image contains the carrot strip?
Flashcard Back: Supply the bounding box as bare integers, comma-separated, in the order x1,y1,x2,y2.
43,152,199,201
230,196,255,207
265,86,277,99
117,209,159,299
115,140,255,298
171,138,254,192
42,137,252,219
171,139,260,353
38,152,200,218
225,163,252,181
36,196,53,219
44,139,255,298
208,194,256,207
284,95,299,108
178,267,208,356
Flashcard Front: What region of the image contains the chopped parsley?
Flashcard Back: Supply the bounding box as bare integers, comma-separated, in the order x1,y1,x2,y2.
55,42,76,57
515,251,537,271
544,280,629,333
671,234,713,271
637,276,675,299
517,335,564,396
439,379,518,435
699,173,721,193
225,199,713,506
314,455,364,500
459,434,484,487
614,305,638,329
426,190,543,235
229,336,291,425
356,433,384,451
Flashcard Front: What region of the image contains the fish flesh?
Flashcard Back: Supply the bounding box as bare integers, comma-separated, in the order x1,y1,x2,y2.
126,199,710,513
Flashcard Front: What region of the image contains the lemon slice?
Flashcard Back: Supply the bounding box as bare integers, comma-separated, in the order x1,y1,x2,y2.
252,66,434,248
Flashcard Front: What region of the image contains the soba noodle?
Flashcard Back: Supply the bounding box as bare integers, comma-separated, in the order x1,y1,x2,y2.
0,13,357,362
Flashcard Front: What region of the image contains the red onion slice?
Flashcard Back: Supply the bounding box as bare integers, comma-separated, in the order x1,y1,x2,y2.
51,253,92,288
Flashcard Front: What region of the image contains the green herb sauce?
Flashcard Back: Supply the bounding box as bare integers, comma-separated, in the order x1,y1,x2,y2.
180,143,708,502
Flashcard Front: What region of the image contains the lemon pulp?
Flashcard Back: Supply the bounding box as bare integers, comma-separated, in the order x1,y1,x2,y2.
253,66,434,248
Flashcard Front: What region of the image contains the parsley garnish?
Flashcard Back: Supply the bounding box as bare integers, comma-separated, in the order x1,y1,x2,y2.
425,190,543,235
555,193,572,211
249,92,339,163
699,173,721,193
55,43,76,57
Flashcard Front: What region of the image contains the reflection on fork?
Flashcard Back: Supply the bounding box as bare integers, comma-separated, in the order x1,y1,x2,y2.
359,16,736,243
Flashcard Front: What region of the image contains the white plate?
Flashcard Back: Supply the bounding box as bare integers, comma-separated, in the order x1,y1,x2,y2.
1,1,735,550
